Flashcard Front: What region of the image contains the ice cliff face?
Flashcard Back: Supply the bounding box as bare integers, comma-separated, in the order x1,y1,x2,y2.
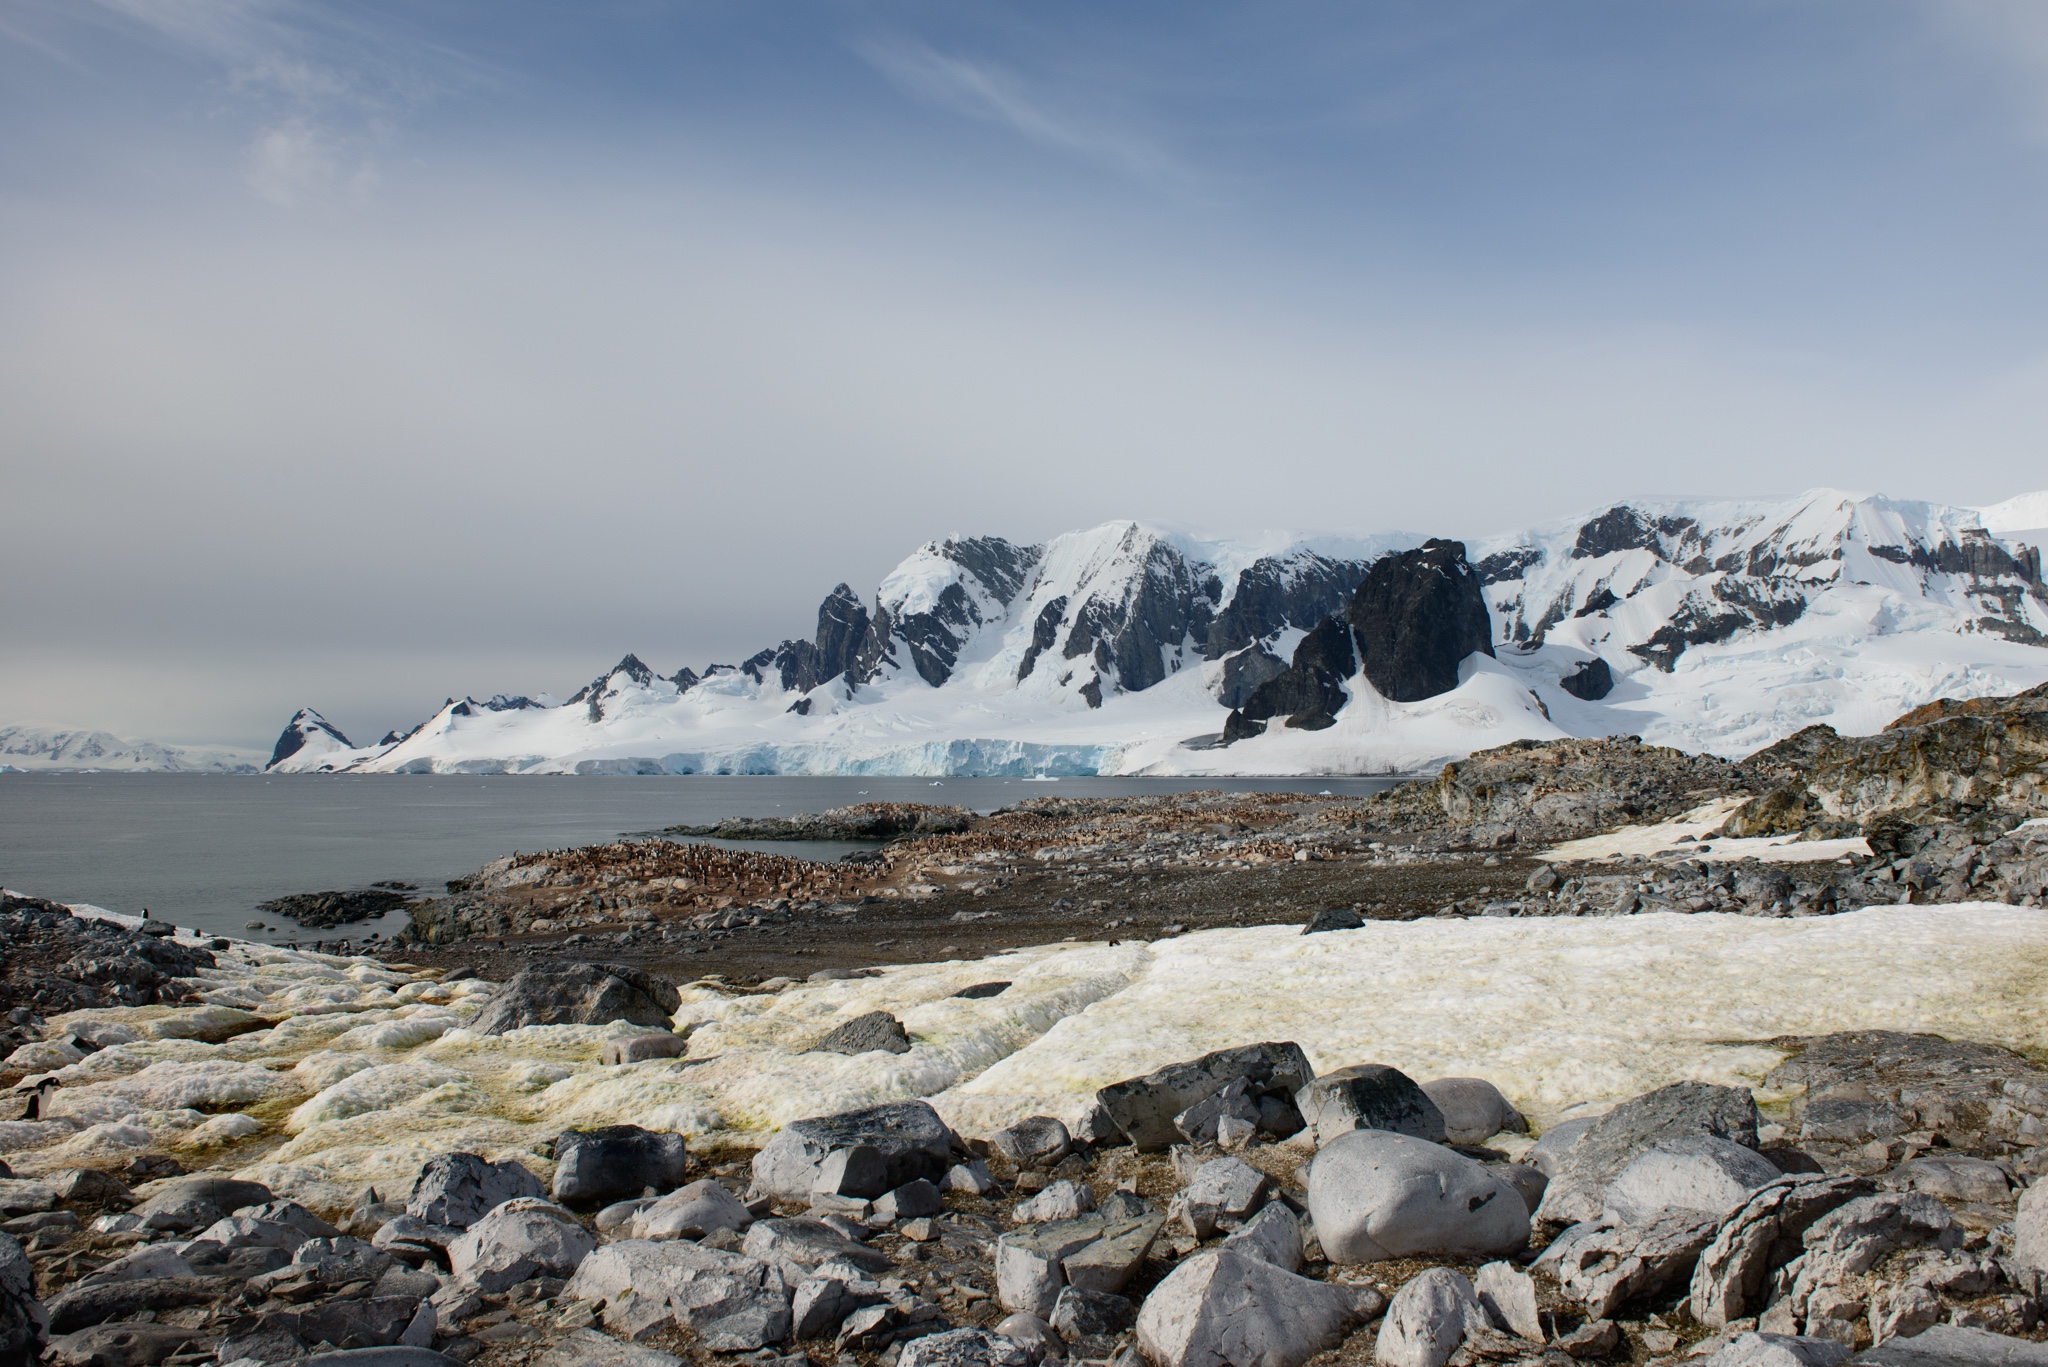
261,491,2048,778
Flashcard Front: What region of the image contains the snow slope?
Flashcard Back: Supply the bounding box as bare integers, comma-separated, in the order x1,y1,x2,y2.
271,491,2048,777
1982,489,2048,549
0,726,262,774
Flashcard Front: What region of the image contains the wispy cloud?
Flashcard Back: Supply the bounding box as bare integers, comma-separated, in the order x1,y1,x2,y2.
11,0,483,203
1922,0,2048,147
860,36,1192,189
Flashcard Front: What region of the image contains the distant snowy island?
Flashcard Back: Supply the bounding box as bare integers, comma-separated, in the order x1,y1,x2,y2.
12,488,2048,778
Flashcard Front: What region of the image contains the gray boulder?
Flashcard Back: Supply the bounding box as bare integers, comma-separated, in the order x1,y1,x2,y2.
1533,1081,1761,1225
468,962,680,1035
445,1198,595,1292
1014,1180,1094,1225
790,1266,888,1339
1856,1323,2048,1365
1419,1078,1525,1146
1306,1130,1528,1263
42,1278,230,1336
552,1126,692,1205
602,1033,689,1065
741,1218,892,1283
990,1312,1061,1363
1302,908,1364,935
0,1233,44,1367
1096,1042,1314,1151
1049,1288,1134,1341
751,1100,957,1202
1217,1202,1302,1273
1527,1116,1598,1178
1295,1065,1446,1147
1603,1136,1781,1224
130,1176,272,1233
990,1117,1071,1172
996,1219,1103,1318
897,1329,1035,1367
1700,1333,1850,1366
630,1180,753,1242
407,1153,545,1230
536,1329,682,1367
1689,1175,1875,1327
809,1011,912,1056
1372,1267,1488,1367
1136,1248,1373,1367
1177,1157,1270,1239
564,1238,790,1351
1896,1154,2012,1205
2017,1180,2048,1275
45,1323,204,1367
1473,1261,1542,1342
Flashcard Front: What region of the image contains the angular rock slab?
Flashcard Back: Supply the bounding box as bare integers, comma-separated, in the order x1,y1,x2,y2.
1296,1065,1446,1148
1855,1323,2048,1365
751,1100,957,1202
552,1126,692,1206
565,1238,792,1352
1689,1174,1874,1327
1137,1248,1369,1367
1375,1267,1489,1367
1307,1129,1528,1264
1552,1211,1719,1318
1698,1332,1849,1366
534,1328,682,1367
1534,1081,1760,1226
897,1329,1036,1367
407,1153,545,1230
1096,1042,1314,1151
809,1012,912,1057
446,1198,595,1293
1178,1157,1269,1239
1603,1136,1781,1225
1473,1262,1542,1342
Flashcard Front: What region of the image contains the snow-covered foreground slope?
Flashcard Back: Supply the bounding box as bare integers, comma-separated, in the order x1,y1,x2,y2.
0,726,261,774
8,903,2048,1210
272,489,2048,777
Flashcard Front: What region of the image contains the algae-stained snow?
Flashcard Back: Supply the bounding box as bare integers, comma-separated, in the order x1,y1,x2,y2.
7,904,2048,1213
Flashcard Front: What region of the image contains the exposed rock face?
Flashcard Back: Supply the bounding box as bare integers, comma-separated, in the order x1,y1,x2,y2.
772,584,873,694
1233,617,1356,733
1215,647,1288,710
1205,550,1374,660
1347,539,1494,703
406,1154,545,1230
1534,1081,1761,1226
1736,682,2048,828
1095,1042,1315,1151
466,963,680,1036
267,708,353,770
1764,1031,2048,1157
869,537,1043,688
1559,657,1614,701
0,896,218,1014
568,655,658,722
0,1233,43,1367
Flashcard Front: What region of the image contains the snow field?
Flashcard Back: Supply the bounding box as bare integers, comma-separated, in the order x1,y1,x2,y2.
4,904,2047,1212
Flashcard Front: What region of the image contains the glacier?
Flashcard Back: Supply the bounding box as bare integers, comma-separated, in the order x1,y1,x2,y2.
259,489,2048,777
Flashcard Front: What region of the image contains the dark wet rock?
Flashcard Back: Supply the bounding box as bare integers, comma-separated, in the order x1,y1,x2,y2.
1301,907,1364,935
1534,1081,1761,1226
1235,616,1357,731
1096,1042,1315,1151
951,982,1010,1000
808,1011,912,1056
551,1126,693,1206
0,898,217,1014
1346,538,1494,703
467,963,680,1036
0,1234,41,1367
1220,710,1266,745
407,1153,546,1230
751,1099,958,1202
666,803,972,842
1559,657,1614,701
258,890,412,930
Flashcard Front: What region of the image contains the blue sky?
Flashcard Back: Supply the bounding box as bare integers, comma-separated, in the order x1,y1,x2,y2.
5,1,2048,745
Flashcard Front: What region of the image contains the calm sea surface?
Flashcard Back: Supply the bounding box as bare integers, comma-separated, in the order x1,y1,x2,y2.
0,773,1401,940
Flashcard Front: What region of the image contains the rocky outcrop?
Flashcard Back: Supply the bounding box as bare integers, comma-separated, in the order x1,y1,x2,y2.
1229,616,1356,736
665,803,972,842
0,896,217,1016
465,963,680,1036
267,708,353,770
1560,657,1614,701
1347,539,1494,703
1203,550,1374,659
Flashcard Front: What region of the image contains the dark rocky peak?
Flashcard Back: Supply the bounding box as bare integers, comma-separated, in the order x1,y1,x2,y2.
1015,596,1069,683
1225,615,1358,741
935,536,1040,606
858,536,1044,689
1348,538,1495,703
774,583,875,694
1053,529,1219,700
670,666,701,694
267,708,352,770
1474,544,1544,585
1570,506,1702,562
1204,550,1374,660
449,695,544,718
569,654,659,721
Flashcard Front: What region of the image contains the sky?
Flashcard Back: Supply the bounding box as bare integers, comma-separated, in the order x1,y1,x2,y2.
5,0,2048,750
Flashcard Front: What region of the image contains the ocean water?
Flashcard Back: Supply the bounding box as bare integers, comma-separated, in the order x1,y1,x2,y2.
0,772,1399,940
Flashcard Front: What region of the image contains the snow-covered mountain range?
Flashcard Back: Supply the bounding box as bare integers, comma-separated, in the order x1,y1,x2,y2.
0,727,262,774
265,488,2048,777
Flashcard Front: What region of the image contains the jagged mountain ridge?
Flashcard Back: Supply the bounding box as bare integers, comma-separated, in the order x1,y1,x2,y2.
268,491,2048,777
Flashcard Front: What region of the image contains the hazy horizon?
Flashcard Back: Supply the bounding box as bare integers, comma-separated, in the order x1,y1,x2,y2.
8,2,2048,748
